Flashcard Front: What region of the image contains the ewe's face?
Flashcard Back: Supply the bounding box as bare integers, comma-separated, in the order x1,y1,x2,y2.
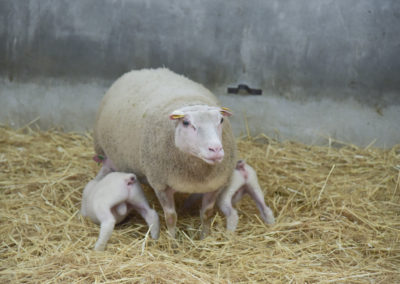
170,106,232,165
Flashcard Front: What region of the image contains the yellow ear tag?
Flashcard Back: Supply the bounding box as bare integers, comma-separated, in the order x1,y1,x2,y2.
220,107,233,115
171,114,185,119
221,107,232,112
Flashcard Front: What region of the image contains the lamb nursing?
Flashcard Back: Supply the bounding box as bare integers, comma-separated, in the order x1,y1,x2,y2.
93,68,236,238
81,172,160,251
218,160,275,231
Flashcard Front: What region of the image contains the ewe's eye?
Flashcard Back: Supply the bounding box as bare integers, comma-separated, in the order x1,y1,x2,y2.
182,120,190,127
220,117,224,124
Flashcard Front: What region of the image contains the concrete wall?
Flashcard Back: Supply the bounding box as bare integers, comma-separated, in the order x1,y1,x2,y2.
1,0,399,147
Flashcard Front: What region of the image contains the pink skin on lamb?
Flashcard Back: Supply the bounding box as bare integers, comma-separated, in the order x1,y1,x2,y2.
235,160,249,180
81,172,159,251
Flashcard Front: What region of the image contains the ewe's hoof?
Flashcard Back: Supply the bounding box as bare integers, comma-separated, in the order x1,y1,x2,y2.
167,228,176,239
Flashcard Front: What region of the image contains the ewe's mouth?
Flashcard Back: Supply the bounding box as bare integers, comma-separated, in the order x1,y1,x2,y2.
188,150,224,165
201,156,224,165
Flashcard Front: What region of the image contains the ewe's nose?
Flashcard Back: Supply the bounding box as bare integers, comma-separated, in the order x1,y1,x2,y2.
208,144,224,162
202,144,224,164
208,145,223,153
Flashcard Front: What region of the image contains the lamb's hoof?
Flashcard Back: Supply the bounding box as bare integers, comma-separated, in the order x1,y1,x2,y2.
266,216,275,225
148,212,160,239
263,212,275,225
151,229,160,240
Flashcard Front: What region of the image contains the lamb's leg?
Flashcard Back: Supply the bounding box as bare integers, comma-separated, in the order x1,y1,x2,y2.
115,203,128,216
218,169,246,231
246,182,275,225
128,186,160,239
231,187,246,206
154,187,177,238
218,198,239,232
94,215,116,251
200,190,220,239
136,207,160,240
94,157,117,181
94,165,111,181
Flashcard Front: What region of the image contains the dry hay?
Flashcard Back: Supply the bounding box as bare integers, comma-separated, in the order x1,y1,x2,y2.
0,125,399,283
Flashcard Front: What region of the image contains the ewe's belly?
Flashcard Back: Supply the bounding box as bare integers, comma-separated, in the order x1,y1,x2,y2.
168,175,228,194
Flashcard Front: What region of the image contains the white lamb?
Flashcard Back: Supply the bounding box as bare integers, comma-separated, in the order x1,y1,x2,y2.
81,172,159,251
183,160,275,231
218,160,275,231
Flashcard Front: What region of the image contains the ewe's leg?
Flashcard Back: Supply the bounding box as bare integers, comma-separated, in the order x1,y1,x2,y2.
246,182,275,225
95,216,116,251
128,186,160,239
154,187,177,238
200,190,220,239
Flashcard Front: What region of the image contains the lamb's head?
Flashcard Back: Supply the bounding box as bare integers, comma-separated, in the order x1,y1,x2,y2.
169,105,232,165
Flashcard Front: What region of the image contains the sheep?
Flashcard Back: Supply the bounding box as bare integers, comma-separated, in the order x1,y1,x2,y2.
218,160,275,231
81,172,160,251
93,68,236,238
183,160,275,231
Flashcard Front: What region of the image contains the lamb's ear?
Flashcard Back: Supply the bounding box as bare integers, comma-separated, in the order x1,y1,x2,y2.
220,107,232,117
169,110,185,120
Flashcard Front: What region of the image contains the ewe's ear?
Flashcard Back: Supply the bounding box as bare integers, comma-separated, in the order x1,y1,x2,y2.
169,110,185,120
220,107,233,117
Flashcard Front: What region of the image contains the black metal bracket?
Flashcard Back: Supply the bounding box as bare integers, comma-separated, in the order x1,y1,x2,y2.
227,84,262,95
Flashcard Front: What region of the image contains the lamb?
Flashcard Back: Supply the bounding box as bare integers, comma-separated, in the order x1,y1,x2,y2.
218,160,275,231
81,172,160,251
93,68,236,238
183,160,275,231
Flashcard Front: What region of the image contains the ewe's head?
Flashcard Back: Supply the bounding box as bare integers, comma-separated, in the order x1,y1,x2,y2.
169,105,232,165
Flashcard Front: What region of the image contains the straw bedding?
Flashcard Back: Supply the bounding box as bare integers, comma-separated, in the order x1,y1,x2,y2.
1,125,399,283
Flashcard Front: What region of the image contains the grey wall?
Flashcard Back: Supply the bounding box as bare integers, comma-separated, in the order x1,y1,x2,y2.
1,0,399,147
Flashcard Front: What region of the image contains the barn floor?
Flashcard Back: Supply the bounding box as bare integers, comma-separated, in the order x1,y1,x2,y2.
1,125,399,283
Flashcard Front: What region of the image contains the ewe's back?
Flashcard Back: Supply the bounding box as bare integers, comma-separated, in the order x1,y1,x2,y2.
99,68,217,116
